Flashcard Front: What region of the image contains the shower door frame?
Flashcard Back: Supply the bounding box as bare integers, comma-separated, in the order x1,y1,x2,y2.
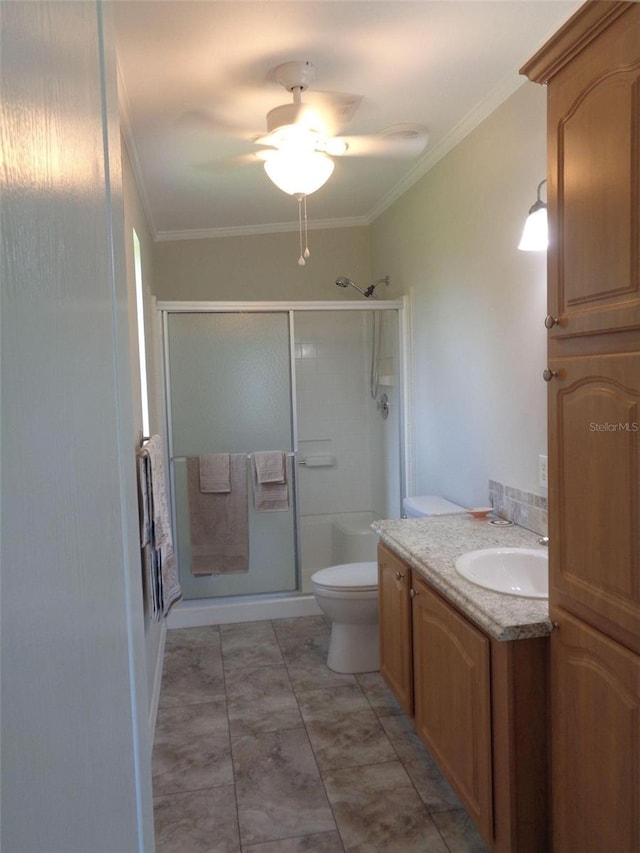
158,298,412,627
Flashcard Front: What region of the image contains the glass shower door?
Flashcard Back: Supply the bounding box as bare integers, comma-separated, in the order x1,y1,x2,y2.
165,312,297,598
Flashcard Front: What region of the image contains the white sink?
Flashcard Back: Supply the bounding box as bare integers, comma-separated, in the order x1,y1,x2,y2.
455,547,548,598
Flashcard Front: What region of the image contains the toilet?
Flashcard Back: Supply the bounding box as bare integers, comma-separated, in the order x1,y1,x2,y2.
311,497,467,675
311,561,379,674
403,495,466,518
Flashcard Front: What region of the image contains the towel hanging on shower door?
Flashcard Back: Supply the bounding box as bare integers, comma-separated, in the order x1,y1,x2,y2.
252,451,289,511
186,454,249,575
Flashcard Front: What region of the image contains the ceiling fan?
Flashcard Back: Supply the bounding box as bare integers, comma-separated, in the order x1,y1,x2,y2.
254,60,429,197
250,60,427,265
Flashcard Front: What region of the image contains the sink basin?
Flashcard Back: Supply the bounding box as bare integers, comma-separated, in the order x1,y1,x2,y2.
455,547,548,598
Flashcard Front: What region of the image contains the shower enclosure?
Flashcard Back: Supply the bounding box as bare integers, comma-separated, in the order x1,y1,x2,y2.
159,300,406,623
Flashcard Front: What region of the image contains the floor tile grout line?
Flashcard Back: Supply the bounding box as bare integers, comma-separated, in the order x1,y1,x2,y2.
270,618,347,853
153,780,236,800
219,626,245,852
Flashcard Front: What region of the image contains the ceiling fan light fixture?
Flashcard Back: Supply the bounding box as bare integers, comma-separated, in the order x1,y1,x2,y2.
263,149,334,196
259,122,323,153
325,138,349,156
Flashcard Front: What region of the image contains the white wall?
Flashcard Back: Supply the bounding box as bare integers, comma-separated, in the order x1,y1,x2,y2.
1,2,154,849
371,82,549,507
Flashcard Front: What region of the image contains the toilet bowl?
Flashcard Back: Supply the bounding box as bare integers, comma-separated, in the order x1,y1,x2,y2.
311,561,379,674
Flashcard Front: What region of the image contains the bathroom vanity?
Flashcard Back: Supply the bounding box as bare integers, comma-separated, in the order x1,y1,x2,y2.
373,516,552,853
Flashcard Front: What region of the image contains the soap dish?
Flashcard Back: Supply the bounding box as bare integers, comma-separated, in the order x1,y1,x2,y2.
466,507,493,520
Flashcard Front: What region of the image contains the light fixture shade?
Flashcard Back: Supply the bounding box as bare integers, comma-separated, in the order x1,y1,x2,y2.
518,205,548,251
264,149,334,196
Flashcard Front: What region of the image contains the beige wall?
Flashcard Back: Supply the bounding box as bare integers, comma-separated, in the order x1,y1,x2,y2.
152,225,371,301
371,82,548,506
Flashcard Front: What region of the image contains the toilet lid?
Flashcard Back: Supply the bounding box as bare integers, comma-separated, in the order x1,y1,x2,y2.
311,561,378,590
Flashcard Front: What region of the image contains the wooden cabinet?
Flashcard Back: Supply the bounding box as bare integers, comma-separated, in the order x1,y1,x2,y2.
411,574,493,842
525,1,640,340
378,543,413,716
550,609,640,852
548,350,640,653
522,4,640,850
378,544,549,852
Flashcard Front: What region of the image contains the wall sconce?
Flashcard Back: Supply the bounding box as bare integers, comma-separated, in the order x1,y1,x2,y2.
518,179,548,251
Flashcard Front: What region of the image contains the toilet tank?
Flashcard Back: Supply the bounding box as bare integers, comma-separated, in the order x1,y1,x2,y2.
332,512,379,564
403,495,466,517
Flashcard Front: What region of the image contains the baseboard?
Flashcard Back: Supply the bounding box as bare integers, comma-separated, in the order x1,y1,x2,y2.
166,593,322,629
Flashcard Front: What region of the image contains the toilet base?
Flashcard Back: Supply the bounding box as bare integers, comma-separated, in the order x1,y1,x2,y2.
326,621,380,674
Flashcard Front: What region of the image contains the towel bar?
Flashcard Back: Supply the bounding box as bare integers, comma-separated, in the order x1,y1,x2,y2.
171,451,296,462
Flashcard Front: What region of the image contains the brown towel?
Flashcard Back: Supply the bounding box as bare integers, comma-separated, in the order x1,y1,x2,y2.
186,454,249,575
199,453,230,493
251,452,289,512
253,450,286,484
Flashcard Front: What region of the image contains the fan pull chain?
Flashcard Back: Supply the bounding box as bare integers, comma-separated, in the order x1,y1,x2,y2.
297,195,305,266
303,195,310,260
296,193,311,266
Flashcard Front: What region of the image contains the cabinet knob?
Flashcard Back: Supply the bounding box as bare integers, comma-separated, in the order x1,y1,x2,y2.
544,315,560,329
543,368,558,382
409,588,419,598
395,570,405,580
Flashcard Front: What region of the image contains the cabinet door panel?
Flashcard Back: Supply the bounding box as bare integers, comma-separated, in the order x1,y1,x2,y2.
412,575,493,844
547,5,640,338
378,544,413,717
549,351,640,652
551,609,640,852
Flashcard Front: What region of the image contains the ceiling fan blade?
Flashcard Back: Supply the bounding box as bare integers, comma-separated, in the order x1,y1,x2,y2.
336,128,429,158
303,90,363,136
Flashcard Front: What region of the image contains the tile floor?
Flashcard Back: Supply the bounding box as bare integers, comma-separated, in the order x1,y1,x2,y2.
153,616,491,852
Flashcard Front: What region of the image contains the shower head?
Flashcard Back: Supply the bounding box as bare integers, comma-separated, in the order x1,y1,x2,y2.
334,275,390,298
335,276,370,298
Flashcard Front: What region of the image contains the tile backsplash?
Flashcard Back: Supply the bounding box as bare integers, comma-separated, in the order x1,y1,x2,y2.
489,480,548,537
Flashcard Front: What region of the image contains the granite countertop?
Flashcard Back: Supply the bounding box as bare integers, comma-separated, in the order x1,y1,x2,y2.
372,515,553,642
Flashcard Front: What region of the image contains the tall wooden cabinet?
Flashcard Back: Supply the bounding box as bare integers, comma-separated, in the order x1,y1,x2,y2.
521,3,640,849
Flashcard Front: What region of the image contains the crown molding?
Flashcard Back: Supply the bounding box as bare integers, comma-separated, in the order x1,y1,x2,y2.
154,215,369,242
366,69,526,223
116,57,159,239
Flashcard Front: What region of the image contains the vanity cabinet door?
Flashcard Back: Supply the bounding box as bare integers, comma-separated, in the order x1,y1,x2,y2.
551,608,640,853
411,574,493,845
378,543,413,717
